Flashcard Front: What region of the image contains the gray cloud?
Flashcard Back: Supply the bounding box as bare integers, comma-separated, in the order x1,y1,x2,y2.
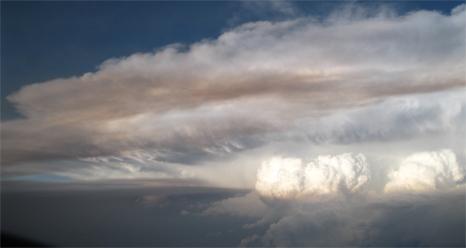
203,192,268,218
203,190,465,246
257,192,465,246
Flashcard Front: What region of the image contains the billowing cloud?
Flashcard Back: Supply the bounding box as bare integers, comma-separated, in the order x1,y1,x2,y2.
255,153,370,199
2,4,465,166
255,149,465,199
303,153,369,195
195,150,466,246
202,182,465,246
255,157,304,199
250,192,465,246
385,149,465,193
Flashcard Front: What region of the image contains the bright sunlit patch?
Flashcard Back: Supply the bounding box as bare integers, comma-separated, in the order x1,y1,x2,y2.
255,153,370,199
255,157,303,199
384,149,464,193
303,153,369,196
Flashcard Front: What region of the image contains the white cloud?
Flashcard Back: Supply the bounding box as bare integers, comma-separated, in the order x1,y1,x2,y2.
255,157,304,199
385,149,465,193
255,149,465,199
303,153,369,195
255,153,370,199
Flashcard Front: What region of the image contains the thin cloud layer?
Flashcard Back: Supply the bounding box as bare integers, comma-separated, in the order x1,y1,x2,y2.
2,5,465,166
55,150,192,181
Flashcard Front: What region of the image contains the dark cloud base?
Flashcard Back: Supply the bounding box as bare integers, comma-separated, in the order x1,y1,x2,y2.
2,185,464,247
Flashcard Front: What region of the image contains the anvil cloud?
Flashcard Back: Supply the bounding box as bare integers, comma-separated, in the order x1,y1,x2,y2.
2,4,465,184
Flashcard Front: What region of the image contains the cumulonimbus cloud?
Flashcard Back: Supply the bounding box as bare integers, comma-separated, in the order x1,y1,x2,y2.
303,153,369,195
2,4,465,166
255,153,370,199
385,149,465,193
255,149,465,199
256,157,305,199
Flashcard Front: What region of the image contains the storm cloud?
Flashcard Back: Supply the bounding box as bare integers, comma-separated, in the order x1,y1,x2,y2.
201,151,465,246
2,2,465,247
2,4,465,167
255,153,370,199
385,149,465,193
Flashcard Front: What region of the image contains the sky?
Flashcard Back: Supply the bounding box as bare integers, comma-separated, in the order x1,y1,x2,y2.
1,0,466,246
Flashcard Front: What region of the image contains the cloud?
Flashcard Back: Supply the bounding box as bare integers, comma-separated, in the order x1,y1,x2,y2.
291,89,466,145
303,153,369,195
201,185,465,246
197,148,466,246
49,150,193,181
2,4,465,167
385,149,465,193
255,149,465,199
199,187,465,246
203,192,268,218
255,192,465,246
255,157,304,199
255,153,370,199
